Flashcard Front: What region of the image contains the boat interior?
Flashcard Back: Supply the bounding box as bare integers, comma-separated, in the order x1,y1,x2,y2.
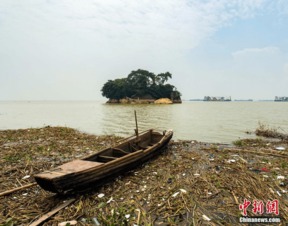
84,130,164,163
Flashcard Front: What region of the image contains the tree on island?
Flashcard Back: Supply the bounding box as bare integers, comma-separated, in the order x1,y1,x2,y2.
101,69,181,103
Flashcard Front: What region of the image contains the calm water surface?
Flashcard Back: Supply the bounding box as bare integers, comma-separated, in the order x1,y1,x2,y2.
0,101,288,143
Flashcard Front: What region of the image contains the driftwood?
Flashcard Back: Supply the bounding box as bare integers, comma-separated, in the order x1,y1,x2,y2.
29,199,76,226
221,148,288,158
0,182,37,197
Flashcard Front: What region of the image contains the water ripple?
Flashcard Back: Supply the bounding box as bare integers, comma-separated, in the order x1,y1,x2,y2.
1,101,288,143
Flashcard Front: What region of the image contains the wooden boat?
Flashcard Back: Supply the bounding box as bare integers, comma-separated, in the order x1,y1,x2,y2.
34,129,173,193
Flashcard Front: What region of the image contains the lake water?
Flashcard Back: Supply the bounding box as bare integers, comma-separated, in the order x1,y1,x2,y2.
0,101,288,143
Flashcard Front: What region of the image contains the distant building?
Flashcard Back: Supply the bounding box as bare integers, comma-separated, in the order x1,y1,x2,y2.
234,99,253,102
275,96,288,102
203,96,231,101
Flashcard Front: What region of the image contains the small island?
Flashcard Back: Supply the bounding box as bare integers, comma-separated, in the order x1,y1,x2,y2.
275,96,288,102
101,69,182,104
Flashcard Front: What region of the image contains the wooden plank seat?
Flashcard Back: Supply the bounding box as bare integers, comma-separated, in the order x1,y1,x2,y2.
112,148,129,155
98,155,117,162
129,143,143,152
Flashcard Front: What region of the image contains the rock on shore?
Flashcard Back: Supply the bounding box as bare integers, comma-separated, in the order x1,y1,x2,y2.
154,98,173,104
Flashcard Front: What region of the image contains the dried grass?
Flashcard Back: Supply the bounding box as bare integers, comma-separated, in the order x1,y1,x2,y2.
255,123,288,141
0,127,287,225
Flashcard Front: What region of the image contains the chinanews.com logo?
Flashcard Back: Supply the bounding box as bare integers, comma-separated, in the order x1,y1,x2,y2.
239,199,282,224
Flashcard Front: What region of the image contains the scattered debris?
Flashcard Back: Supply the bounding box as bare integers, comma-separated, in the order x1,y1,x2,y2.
202,214,211,221
276,146,285,151
58,220,77,226
91,217,100,226
106,197,113,204
172,192,180,198
255,123,288,140
0,183,37,197
97,193,105,198
261,167,269,172
179,188,187,194
29,199,76,226
0,126,287,225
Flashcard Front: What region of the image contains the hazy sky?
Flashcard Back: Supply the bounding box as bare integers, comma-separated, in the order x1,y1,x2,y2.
1,0,288,101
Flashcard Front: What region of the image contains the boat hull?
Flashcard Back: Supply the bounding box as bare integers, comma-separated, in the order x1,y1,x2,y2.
34,130,173,193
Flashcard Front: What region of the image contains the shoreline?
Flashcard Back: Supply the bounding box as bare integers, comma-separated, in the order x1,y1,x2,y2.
0,127,287,225
106,97,182,104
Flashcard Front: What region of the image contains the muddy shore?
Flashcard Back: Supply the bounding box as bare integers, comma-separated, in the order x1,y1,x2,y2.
0,127,287,225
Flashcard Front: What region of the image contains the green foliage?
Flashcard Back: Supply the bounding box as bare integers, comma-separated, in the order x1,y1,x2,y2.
233,139,245,147
101,69,181,100
101,78,128,100
281,161,288,169
3,218,15,226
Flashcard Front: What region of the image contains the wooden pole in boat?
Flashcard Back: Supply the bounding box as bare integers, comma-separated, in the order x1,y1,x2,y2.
134,110,139,137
